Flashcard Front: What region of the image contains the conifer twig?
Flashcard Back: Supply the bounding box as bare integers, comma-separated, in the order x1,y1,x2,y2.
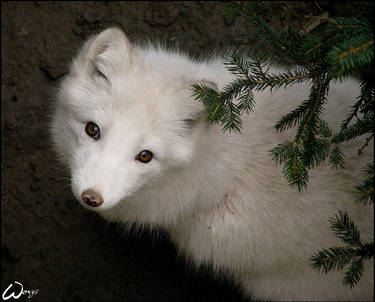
357,133,374,156
333,40,374,60
210,103,221,120
342,105,361,129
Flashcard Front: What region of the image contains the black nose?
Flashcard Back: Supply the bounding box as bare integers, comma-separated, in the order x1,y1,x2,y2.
81,189,103,207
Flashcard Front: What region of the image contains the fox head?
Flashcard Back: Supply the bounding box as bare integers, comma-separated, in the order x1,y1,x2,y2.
51,28,219,223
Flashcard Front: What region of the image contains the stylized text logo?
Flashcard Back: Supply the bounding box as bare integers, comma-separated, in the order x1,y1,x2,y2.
2,281,39,301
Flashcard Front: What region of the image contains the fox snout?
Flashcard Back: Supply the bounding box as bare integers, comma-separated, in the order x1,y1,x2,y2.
81,189,103,207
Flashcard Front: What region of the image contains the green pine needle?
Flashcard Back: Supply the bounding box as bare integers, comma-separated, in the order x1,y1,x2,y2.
270,141,294,165
311,246,356,273
328,143,345,169
282,143,309,191
355,163,374,204
328,33,374,78
344,257,364,288
329,211,362,247
333,119,374,143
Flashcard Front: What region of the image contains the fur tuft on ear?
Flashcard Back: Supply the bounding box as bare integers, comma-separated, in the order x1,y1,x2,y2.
71,27,132,82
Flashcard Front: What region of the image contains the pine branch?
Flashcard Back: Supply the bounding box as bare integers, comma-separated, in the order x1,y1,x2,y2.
224,51,252,79
341,97,364,130
270,74,331,190
328,143,345,169
270,141,294,166
237,87,255,115
329,34,374,78
311,242,372,288
327,17,369,33
255,70,312,92
316,119,333,138
333,119,374,143
281,142,309,191
311,211,374,287
329,211,362,247
220,1,374,289
357,77,375,121
222,100,242,133
311,246,356,273
192,79,251,133
275,99,310,132
357,133,374,156
344,257,364,288
355,163,374,204
225,52,312,91
295,74,330,142
302,136,330,169
341,78,374,133
191,83,223,126
333,39,373,61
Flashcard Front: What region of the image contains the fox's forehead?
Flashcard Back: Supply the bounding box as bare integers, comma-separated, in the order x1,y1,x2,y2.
62,76,191,140
65,71,182,114
111,71,188,116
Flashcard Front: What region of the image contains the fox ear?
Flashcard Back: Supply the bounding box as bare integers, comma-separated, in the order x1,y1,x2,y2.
72,27,132,82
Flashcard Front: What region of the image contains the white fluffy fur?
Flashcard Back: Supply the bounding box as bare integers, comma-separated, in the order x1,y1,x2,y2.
51,28,374,301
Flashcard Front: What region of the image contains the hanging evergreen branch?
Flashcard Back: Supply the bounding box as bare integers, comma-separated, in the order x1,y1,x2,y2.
274,99,311,132
311,211,374,288
329,36,374,78
191,83,223,126
281,141,309,191
316,119,333,138
194,1,374,287
344,258,364,288
342,95,365,130
271,73,331,190
326,4,374,78
330,211,362,247
311,246,358,273
332,119,374,143
192,52,312,133
192,78,251,132
270,141,294,166
328,143,345,169
355,163,374,204
342,78,375,128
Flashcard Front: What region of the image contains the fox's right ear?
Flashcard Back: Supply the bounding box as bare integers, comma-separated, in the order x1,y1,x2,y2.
71,27,132,82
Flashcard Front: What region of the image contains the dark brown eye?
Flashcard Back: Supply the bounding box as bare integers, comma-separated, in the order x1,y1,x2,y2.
136,150,153,163
85,122,100,140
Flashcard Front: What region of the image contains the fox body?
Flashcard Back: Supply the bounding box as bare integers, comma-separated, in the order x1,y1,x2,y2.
51,28,373,301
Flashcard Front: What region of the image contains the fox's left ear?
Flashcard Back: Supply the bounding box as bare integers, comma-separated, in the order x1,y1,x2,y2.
71,27,132,81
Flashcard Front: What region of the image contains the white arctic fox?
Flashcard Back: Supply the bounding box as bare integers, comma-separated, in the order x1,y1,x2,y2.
51,27,373,301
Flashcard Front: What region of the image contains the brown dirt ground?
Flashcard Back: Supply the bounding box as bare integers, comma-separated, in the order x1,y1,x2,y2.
1,2,354,301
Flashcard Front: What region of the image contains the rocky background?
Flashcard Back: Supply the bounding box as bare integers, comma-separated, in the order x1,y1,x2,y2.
2,2,353,301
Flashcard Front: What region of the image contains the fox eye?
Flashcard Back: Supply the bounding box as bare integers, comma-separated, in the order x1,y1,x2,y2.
136,150,153,163
85,122,100,140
